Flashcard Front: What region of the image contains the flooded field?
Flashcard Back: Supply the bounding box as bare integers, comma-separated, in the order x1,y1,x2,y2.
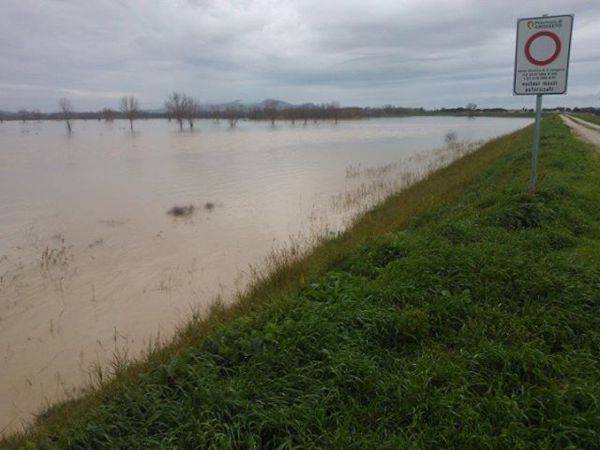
0,116,531,434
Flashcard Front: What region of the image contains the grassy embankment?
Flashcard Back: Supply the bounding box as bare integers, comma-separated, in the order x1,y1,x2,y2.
425,111,534,119
4,115,600,448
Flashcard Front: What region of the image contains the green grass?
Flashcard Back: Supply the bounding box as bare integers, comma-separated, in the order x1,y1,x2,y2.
424,111,535,118
572,113,600,127
4,115,600,449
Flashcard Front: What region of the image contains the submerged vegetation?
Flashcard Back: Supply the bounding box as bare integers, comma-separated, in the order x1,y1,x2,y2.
335,140,483,214
167,202,219,217
4,116,600,448
167,204,195,218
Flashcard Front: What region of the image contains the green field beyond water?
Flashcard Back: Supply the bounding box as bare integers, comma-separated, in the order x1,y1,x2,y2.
5,115,600,448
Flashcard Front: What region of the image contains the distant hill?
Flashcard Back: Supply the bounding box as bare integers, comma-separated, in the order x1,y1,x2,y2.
198,99,295,112
254,99,294,110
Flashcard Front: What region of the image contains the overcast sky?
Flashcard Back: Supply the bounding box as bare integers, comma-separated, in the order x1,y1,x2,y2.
1,0,599,112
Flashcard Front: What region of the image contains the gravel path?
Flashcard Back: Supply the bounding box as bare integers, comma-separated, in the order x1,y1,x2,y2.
561,115,600,147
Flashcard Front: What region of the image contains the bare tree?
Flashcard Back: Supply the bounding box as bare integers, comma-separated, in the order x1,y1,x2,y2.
120,96,140,132
18,110,30,123
300,108,309,125
101,108,116,122
327,102,341,124
211,109,220,123
59,98,73,133
466,103,477,118
183,96,200,130
225,107,239,127
263,100,278,126
286,108,297,125
165,92,187,131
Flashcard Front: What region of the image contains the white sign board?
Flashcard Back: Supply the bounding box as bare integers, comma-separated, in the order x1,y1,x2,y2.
514,15,573,95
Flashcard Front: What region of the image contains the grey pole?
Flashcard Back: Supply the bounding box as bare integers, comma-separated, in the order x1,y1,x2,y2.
528,94,543,194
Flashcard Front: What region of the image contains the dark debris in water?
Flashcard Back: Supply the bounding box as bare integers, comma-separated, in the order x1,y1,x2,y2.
168,205,195,217
168,202,221,217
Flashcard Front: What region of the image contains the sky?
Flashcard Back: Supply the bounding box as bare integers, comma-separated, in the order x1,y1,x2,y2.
1,0,599,112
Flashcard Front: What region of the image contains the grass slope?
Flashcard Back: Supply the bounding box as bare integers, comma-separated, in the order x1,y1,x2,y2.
573,113,600,127
5,116,600,449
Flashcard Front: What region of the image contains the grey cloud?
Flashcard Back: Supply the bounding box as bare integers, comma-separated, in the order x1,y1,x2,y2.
0,0,598,111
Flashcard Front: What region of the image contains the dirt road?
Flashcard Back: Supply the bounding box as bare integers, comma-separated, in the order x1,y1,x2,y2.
561,114,600,146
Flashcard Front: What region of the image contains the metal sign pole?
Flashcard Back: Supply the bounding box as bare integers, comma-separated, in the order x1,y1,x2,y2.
528,94,543,194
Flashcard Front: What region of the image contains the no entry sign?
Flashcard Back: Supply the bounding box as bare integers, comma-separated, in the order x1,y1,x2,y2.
514,14,574,194
514,15,573,95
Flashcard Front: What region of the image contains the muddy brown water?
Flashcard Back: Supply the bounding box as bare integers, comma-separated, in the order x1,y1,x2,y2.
0,116,531,435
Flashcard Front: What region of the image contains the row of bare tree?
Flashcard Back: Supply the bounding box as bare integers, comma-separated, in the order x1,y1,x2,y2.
80,93,199,132
58,96,140,133
58,93,231,133
49,97,363,134
4,99,496,134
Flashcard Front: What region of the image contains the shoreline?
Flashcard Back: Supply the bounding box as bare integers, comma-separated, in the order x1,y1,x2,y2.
5,115,600,447
2,122,531,443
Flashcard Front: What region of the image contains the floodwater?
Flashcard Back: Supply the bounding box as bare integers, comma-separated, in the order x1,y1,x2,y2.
0,116,531,434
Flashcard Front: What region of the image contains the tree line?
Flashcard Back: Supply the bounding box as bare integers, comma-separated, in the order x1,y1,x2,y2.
2,94,581,133
2,95,357,132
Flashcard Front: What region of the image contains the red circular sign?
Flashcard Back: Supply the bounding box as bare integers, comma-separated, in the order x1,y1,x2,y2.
525,31,561,66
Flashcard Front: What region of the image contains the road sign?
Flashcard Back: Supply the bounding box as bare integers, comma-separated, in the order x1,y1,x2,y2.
514,15,573,95
513,14,574,194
